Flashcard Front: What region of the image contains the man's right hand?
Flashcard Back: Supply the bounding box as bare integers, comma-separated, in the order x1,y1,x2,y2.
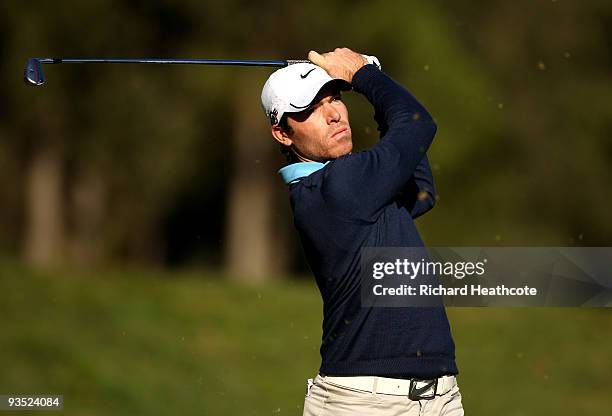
308,47,367,83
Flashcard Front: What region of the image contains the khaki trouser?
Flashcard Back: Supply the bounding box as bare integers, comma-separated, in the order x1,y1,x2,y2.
303,374,464,416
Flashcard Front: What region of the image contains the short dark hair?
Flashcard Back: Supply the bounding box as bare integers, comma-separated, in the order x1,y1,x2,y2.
278,115,297,163
278,114,293,132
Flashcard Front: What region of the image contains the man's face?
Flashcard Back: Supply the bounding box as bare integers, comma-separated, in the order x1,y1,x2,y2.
273,87,353,162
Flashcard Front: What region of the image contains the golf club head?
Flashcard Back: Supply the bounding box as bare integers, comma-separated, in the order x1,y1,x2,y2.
24,58,45,86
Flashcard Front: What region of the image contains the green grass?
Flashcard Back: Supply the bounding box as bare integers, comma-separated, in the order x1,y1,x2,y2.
1,262,611,415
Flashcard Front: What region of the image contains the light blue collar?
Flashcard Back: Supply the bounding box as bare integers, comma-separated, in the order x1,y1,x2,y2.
278,161,329,185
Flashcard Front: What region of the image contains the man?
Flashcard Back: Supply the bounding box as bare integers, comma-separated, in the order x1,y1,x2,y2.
261,48,464,415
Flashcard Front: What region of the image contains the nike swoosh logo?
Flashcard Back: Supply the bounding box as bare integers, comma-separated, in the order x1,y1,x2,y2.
300,68,316,79
410,380,437,397
289,102,311,109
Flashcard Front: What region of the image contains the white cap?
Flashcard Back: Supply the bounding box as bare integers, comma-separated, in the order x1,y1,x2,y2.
261,63,351,126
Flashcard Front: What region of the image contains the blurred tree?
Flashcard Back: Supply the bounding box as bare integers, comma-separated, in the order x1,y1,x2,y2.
24,141,65,267
1,0,227,267
430,0,612,245
224,74,284,281
1,0,298,276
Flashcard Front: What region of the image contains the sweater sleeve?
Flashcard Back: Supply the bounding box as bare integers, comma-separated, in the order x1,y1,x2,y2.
401,154,437,219
320,64,437,221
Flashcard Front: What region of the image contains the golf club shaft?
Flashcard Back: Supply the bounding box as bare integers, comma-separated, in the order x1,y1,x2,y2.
34,57,308,66
24,57,310,86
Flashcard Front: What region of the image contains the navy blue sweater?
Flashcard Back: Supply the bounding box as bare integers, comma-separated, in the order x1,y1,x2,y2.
285,64,457,379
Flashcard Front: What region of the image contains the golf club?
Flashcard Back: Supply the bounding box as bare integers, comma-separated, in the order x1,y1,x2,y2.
24,57,310,86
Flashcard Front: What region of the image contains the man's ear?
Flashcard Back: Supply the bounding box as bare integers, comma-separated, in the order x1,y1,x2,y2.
271,125,293,147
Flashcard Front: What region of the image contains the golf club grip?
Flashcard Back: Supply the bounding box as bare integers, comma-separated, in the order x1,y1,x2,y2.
286,60,311,66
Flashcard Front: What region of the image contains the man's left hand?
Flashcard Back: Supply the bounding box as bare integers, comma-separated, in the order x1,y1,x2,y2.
308,47,367,83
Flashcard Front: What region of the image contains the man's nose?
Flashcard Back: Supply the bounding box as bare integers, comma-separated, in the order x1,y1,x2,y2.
324,103,341,123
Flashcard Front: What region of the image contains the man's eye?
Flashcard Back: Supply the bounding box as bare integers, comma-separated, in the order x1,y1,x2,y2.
332,95,342,101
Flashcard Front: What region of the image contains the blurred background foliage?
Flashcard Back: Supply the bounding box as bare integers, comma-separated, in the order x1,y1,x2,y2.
1,0,611,414
1,0,611,274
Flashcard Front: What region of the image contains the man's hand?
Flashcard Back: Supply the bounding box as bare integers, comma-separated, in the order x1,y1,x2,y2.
308,47,368,83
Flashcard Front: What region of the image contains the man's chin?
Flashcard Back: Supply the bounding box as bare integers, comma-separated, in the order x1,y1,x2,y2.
331,141,353,159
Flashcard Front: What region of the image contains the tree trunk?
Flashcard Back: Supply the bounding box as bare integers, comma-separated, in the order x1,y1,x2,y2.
67,166,106,266
24,143,65,268
224,75,290,282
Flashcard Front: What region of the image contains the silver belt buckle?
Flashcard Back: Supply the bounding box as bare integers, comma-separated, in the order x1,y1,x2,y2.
408,378,438,400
